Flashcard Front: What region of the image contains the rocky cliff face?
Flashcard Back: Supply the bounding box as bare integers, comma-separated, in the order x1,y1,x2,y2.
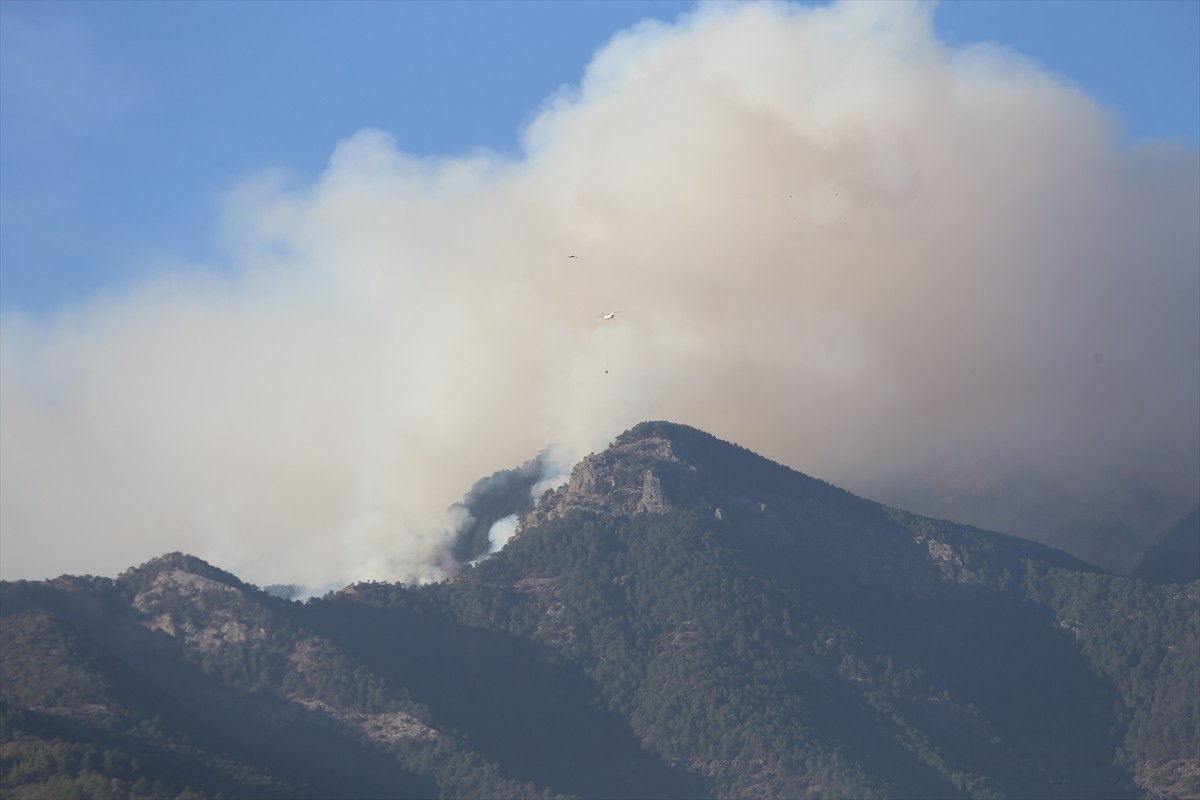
522,432,686,529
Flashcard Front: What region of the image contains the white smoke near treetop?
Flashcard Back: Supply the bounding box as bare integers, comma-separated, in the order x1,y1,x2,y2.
2,1,1196,585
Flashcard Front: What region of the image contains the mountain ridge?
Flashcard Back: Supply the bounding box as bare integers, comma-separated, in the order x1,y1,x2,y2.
3,420,1196,799
519,421,1102,586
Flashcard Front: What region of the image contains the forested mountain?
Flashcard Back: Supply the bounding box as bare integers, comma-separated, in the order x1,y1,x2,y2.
2,422,1197,799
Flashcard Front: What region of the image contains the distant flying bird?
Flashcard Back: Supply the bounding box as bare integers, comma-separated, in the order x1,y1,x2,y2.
601,312,617,320
568,255,580,259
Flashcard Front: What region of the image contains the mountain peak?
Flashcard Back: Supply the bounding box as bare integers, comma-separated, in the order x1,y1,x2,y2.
512,420,1104,594
614,419,703,445
522,420,855,532
118,552,248,596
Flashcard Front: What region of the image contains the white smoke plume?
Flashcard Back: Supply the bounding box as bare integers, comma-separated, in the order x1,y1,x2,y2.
2,1,1197,585
487,515,521,555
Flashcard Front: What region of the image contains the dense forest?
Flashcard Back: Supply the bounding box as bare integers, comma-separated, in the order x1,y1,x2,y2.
3,422,1197,798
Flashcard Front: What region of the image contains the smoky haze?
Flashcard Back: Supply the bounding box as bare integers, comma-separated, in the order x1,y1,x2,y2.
2,1,1197,586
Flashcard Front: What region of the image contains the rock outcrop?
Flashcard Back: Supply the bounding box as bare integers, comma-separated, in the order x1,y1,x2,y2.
521,430,685,529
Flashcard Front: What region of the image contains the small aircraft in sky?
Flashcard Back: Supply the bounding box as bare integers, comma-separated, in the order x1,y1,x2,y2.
600,312,617,320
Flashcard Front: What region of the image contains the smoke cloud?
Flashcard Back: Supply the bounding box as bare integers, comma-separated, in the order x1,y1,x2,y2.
487,515,521,555
2,1,1197,584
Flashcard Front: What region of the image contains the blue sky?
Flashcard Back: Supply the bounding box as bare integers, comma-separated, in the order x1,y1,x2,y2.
1,0,1197,314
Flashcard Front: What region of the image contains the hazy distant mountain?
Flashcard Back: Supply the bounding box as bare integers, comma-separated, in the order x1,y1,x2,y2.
1130,509,1200,585
3,422,1197,799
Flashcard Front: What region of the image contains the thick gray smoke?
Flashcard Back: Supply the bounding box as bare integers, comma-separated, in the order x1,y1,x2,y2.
440,453,555,565
2,1,1197,584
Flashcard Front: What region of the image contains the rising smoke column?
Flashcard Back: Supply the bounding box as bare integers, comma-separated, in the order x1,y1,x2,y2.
1,1,1196,585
